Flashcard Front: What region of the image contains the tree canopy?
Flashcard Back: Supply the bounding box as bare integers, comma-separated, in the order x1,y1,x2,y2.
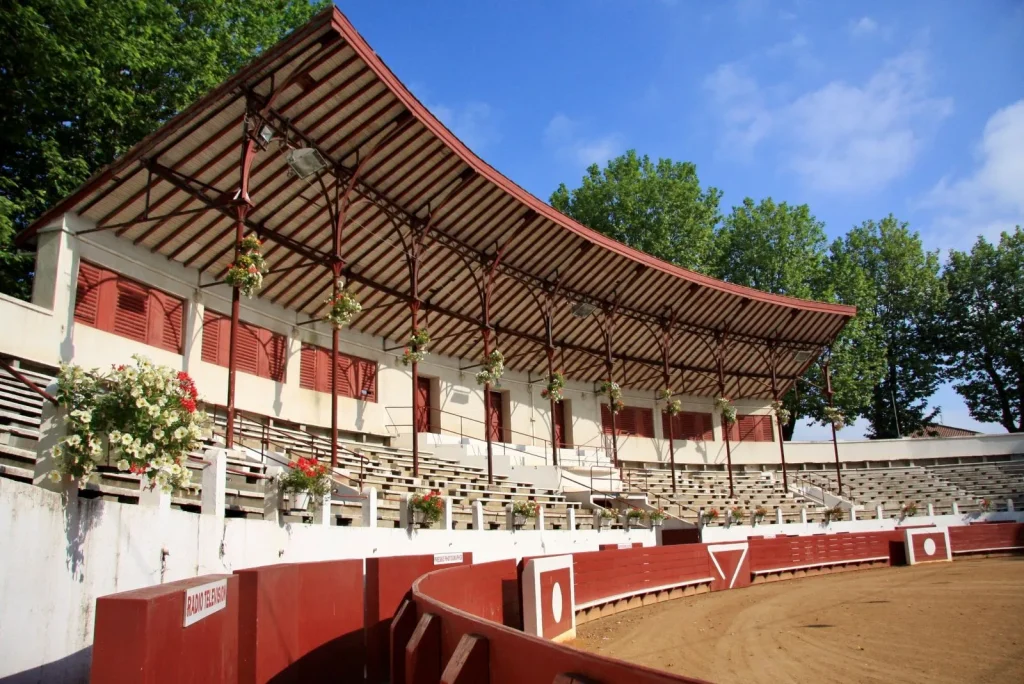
550,150,723,272
938,228,1023,432
0,0,328,298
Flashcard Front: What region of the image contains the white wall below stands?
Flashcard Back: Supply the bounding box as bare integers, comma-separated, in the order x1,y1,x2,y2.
0,477,652,684
697,510,1024,543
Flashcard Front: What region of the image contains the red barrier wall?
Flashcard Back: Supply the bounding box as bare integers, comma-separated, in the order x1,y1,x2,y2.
91,574,239,684
573,544,713,607
413,561,707,684
235,560,363,684
366,551,473,682
949,522,1024,553
748,531,902,573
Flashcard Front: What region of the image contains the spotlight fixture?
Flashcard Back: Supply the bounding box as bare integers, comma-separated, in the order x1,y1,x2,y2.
286,147,329,180
570,301,597,318
792,350,813,363
257,124,275,146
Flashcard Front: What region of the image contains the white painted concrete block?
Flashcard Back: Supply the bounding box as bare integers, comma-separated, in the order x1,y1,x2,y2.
362,487,378,528
201,448,226,517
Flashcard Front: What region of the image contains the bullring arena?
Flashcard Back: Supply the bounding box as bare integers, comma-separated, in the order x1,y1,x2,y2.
2,6,1024,684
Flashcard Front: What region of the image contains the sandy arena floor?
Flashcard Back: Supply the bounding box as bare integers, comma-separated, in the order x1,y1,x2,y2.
571,557,1024,684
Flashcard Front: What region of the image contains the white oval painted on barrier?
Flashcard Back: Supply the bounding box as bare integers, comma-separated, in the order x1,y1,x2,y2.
551,581,563,624
923,538,937,556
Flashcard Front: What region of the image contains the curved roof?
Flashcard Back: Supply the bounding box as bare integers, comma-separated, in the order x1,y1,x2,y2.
20,7,854,399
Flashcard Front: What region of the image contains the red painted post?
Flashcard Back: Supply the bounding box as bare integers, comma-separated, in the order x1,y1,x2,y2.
546,346,558,467
330,265,341,468
770,364,789,492
824,361,842,495
410,303,420,478
717,357,735,499
225,204,248,448
482,328,494,484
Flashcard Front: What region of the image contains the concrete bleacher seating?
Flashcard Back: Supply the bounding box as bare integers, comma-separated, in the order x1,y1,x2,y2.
925,461,1024,510
622,466,813,523
794,466,973,516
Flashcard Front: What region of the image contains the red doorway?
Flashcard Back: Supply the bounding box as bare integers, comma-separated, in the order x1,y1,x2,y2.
415,377,431,433
487,390,504,442
553,401,568,448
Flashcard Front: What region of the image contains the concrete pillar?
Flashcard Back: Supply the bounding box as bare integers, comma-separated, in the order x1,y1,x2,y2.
318,492,332,526
926,503,935,517
362,487,378,528
505,504,515,531
472,500,484,530
400,493,412,528
567,507,576,532
951,501,960,515
1007,499,1015,512
201,448,227,517
775,507,783,525
262,463,282,525
139,477,171,510
443,496,453,531
535,506,545,531
593,510,603,530
850,507,857,522
800,508,807,524
182,297,204,374
31,220,76,317
875,504,884,520
284,325,304,393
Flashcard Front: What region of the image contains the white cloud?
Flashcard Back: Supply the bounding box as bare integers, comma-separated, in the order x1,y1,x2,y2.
848,16,879,37
704,50,953,193
544,114,621,168
922,99,1024,248
429,101,501,151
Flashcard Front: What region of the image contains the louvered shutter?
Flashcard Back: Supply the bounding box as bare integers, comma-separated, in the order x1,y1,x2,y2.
357,359,377,402
74,262,102,326
334,353,354,397
617,407,637,435
235,323,260,376
113,280,149,343
265,331,286,382
601,404,613,435
299,344,318,389
151,291,183,353
699,413,714,441
636,408,654,438
202,310,222,365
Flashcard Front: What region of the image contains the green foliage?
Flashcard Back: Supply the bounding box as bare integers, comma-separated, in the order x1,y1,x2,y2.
832,217,945,438
0,0,328,298
937,228,1023,432
550,150,722,272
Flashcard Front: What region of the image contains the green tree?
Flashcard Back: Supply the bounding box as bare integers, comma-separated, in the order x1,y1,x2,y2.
832,216,945,439
938,228,1023,432
550,150,723,272
0,0,328,298
712,198,885,438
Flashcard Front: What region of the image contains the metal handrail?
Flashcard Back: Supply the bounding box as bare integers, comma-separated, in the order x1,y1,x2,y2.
384,405,558,450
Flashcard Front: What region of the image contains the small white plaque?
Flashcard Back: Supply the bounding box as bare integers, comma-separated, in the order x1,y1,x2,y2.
617,543,631,550
433,552,464,566
183,579,228,627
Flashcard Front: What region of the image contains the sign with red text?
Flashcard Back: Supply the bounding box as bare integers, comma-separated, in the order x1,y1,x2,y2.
183,578,228,627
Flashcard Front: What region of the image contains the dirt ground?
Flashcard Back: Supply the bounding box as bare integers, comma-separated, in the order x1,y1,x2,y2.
571,557,1024,684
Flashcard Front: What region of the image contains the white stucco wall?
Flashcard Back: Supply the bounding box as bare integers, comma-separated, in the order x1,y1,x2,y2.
0,477,652,684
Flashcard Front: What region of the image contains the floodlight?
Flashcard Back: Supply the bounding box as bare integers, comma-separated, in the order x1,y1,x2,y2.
286,147,329,179
570,301,597,318
792,350,813,363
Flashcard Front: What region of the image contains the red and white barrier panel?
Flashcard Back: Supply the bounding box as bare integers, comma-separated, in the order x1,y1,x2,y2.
904,527,952,565
707,542,751,590
522,555,576,643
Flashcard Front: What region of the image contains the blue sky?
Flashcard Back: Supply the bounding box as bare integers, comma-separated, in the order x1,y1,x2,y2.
336,1,1024,439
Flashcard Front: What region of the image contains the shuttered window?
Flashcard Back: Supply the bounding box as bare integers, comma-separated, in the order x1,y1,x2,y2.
200,309,286,382
662,411,715,441
728,414,775,442
298,343,377,402
73,261,183,354
601,405,655,438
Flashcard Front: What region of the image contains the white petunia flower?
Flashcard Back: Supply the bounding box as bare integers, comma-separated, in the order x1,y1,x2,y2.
173,427,188,441
116,459,130,472
109,430,122,443
144,443,155,454
65,434,82,447
48,470,62,483
152,428,164,440
148,405,160,418
121,433,133,446
52,444,63,458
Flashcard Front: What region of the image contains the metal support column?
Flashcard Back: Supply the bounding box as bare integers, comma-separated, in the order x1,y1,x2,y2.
224,203,248,448
482,328,495,484
717,356,735,499
824,360,842,495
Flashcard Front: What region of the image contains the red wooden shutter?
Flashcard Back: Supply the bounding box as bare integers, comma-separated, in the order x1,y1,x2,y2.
299,344,318,389
201,310,222,365
635,408,654,438
601,404,613,435
150,291,183,353
730,415,771,442
335,353,354,397
74,262,102,325
357,359,377,402
112,280,149,343
234,323,260,376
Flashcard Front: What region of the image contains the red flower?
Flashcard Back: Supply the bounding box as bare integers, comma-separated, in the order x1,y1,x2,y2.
180,397,196,413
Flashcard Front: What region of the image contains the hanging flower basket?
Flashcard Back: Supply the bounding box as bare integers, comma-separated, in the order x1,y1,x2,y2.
224,235,268,298
659,388,682,416
823,406,846,430
323,287,361,329
540,370,566,403
400,328,431,366
715,396,736,424
474,349,505,386
600,381,624,414
770,400,792,425
511,500,538,529
409,490,443,528
50,356,208,493
279,456,331,511
648,509,666,527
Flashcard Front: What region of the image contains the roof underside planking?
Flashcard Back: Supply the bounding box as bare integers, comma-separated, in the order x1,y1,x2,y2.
21,7,855,401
